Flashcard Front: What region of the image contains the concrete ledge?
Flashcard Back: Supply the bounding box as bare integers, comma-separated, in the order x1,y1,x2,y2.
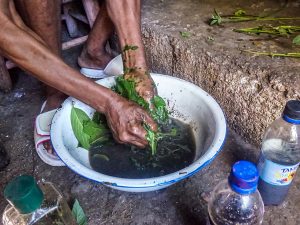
141,0,300,146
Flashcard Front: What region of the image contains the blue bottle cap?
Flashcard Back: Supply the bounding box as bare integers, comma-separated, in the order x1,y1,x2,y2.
228,161,259,195
282,100,300,124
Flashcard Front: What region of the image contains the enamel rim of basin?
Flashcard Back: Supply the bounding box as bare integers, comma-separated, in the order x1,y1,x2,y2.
50,73,227,189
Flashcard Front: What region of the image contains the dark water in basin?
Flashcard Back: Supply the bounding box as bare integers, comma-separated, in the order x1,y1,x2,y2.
89,118,196,178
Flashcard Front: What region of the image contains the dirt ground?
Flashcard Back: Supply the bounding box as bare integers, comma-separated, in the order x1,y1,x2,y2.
0,46,299,225
1,0,300,224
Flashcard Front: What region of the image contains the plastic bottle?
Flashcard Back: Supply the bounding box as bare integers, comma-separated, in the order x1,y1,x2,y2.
208,161,264,225
2,175,77,225
257,100,300,205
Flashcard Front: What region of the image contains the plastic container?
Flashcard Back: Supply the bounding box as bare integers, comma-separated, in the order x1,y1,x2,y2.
2,175,77,225
208,161,264,225
257,100,300,205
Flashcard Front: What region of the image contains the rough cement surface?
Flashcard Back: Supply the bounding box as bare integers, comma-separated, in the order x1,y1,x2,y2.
0,46,299,225
141,0,300,146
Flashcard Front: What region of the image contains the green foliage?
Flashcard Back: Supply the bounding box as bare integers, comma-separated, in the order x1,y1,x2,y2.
72,200,87,225
114,76,171,155
123,45,139,52
210,9,300,26
71,107,91,149
234,9,246,17
244,50,300,58
210,9,222,25
144,124,157,155
179,31,191,38
71,76,172,155
209,9,300,58
93,154,110,161
150,96,169,124
71,107,109,150
233,25,300,37
114,77,149,109
293,35,300,45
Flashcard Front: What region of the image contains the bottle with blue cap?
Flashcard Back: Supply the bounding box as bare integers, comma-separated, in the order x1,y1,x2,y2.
2,175,77,225
208,161,264,225
257,100,300,205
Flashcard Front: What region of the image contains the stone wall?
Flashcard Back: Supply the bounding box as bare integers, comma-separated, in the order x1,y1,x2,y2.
140,0,300,146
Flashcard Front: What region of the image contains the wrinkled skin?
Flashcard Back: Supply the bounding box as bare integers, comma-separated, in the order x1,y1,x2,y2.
124,69,157,103
0,0,157,150
105,94,157,148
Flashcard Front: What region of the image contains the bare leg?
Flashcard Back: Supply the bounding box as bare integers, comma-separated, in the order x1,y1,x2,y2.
79,0,154,101
106,0,147,70
0,0,156,149
14,0,65,154
80,0,147,70
78,1,114,69
15,0,66,113
106,0,155,101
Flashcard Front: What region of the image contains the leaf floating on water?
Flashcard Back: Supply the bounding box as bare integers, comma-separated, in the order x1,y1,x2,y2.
94,154,110,161
72,199,88,225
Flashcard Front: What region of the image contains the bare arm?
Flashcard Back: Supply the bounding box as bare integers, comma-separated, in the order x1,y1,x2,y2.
0,5,156,147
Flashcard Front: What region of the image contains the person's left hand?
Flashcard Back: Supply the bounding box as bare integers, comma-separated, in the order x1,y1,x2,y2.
124,69,157,103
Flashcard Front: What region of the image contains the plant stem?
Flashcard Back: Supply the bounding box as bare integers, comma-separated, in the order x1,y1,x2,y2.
244,50,300,58
233,26,300,36
223,16,300,23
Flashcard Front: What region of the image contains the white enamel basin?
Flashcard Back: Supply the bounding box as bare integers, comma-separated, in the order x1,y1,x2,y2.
50,73,226,192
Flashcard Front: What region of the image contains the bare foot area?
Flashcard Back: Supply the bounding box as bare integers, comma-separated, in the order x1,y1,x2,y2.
78,46,113,70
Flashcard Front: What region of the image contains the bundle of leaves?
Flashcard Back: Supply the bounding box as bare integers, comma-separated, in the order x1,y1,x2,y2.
71,107,110,150
113,76,171,155
71,76,173,155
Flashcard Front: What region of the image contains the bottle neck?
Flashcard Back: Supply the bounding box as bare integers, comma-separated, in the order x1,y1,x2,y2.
282,115,300,125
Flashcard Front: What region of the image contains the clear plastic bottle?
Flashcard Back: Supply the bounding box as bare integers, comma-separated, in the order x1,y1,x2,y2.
2,175,77,225
208,161,264,225
257,100,300,205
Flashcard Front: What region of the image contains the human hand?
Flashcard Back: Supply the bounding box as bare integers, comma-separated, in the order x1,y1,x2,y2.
104,94,157,148
124,69,157,103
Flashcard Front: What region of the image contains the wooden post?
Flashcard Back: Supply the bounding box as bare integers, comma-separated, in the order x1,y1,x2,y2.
0,56,12,92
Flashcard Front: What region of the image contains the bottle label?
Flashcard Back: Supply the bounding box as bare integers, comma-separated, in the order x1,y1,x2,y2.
258,156,299,186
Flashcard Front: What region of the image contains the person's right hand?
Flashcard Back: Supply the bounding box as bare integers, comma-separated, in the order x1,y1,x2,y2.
104,94,157,148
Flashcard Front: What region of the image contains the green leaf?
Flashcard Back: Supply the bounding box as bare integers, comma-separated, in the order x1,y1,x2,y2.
83,120,108,143
293,35,300,45
150,96,169,123
90,135,110,146
144,124,158,155
114,77,149,109
123,45,139,52
113,76,170,155
92,112,101,124
160,128,177,138
180,31,191,38
94,154,110,161
72,199,87,225
234,9,246,17
210,9,222,25
71,107,91,150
